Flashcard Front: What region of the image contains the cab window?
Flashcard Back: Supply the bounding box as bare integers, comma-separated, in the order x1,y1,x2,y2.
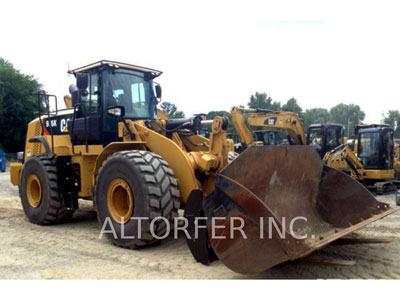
103,69,155,119
325,127,340,151
81,73,99,114
358,132,380,169
308,128,323,147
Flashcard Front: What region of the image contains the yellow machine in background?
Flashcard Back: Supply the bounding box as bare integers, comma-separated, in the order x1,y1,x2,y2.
231,108,400,195
231,106,345,157
9,61,395,274
394,143,400,179
231,106,307,146
324,124,400,194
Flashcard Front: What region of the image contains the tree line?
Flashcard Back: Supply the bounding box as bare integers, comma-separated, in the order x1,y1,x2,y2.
0,58,40,152
163,92,400,139
246,92,367,137
1,57,400,153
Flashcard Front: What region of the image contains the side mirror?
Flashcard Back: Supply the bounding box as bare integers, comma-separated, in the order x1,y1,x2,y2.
107,105,125,117
76,73,89,90
155,84,162,99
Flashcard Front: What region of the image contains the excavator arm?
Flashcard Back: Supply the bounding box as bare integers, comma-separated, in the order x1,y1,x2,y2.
231,106,307,147
323,144,365,180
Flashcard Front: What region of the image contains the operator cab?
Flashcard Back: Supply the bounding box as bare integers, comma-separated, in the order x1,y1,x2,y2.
254,130,280,145
67,60,162,146
307,123,345,158
355,124,394,170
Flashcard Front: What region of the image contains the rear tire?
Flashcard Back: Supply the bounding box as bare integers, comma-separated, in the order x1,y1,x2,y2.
20,155,74,224
94,150,180,249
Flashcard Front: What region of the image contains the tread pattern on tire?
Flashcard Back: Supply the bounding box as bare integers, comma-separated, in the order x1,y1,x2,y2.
95,150,180,249
22,155,73,224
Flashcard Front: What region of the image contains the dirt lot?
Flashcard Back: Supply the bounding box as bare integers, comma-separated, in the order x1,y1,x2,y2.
0,169,399,279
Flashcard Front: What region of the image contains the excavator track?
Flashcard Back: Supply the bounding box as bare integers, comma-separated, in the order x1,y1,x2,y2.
374,180,400,195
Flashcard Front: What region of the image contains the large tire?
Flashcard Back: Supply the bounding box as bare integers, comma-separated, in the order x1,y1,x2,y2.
95,150,180,249
19,155,74,224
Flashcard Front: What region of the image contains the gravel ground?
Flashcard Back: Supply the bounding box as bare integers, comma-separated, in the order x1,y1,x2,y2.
0,169,399,279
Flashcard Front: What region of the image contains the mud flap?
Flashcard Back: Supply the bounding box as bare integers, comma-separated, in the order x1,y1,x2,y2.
203,146,396,274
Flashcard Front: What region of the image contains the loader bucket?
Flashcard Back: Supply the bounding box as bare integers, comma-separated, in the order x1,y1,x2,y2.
202,145,395,274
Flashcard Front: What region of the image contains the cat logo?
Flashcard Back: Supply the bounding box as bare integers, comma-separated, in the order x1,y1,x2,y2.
265,117,277,126
60,118,70,132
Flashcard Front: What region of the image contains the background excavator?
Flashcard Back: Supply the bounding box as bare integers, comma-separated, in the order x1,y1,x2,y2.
324,124,400,194
231,106,345,157
393,141,400,178
9,61,395,274
231,107,400,195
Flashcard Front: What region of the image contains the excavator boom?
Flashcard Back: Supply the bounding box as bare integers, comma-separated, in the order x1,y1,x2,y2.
231,107,307,147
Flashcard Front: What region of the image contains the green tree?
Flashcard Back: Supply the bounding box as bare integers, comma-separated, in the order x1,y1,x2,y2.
206,110,231,120
160,101,185,118
0,58,40,152
302,108,330,129
282,97,302,115
248,92,281,110
329,103,365,137
382,110,400,138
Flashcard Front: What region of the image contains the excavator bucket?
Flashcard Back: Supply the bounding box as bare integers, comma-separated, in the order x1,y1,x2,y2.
202,145,396,274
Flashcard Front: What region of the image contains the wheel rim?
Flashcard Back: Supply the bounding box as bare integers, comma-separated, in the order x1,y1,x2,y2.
27,174,42,208
107,178,134,224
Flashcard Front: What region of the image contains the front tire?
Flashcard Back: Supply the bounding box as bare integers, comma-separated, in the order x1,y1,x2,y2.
20,155,74,224
95,150,180,249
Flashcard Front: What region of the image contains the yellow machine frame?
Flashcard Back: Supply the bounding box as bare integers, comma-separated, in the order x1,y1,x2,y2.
11,114,233,205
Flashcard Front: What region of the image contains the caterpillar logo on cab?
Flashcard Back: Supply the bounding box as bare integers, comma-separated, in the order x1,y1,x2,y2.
44,115,72,135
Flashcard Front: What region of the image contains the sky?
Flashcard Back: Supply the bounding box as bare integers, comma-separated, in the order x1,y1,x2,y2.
1,0,399,123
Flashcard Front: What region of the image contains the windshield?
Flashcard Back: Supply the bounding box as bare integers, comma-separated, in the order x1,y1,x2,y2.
102,69,156,119
308,128,323,148
325,127,342,151
255,131,279,145
358,132,381,169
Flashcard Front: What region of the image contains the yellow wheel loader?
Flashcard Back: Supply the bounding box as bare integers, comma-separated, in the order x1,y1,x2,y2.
9,61,396,274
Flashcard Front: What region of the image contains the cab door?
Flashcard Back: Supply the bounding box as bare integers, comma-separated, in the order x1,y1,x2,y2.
69,72,103,145
380,128,394,170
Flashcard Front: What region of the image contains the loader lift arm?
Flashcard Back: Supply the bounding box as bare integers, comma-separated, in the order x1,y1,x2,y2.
231,106,307,147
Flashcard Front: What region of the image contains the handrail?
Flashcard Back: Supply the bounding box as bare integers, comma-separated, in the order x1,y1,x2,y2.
34,91,58,155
